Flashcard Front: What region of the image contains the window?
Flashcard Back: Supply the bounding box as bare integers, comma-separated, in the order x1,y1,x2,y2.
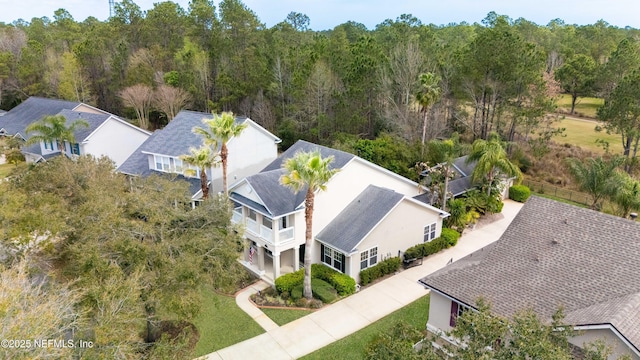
262,216,272,229
321,244,345,273
44,141,49,150
281,216,288,229
248,209,257,221
155,155,171,172
450,301,469,327
360,247,378,270
173,158,183,173
71,143,80,155
184,164,200,178
424,223,437,242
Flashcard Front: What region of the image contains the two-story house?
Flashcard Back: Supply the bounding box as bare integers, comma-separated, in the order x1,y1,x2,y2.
117,110,281,202
229,140,449,284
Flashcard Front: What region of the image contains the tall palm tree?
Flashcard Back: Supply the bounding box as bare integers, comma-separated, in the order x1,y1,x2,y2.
180,145,219,200
193,111,247,196
280,151,338,299
25,115,89,158
467,133,522,197
426,139,457,211
415,72,441,150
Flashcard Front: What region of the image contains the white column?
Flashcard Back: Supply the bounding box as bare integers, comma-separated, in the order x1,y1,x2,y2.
258,246,265,271
293,246,300,271
273,253,281,279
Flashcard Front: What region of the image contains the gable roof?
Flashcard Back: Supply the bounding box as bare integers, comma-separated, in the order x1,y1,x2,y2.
261,140,355,172
0,97,80,138
316,185,405,254
419,196,640,353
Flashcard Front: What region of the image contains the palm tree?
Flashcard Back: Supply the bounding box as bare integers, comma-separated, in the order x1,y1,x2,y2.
426,139,457,211
193,111,247,196
280,151,338,300
180,145,219,200
415,72,441,150
25,115,89,158
566,156,625,210
467,133,522,197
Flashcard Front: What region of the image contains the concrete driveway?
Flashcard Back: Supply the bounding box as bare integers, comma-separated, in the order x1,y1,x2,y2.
202,199,524,360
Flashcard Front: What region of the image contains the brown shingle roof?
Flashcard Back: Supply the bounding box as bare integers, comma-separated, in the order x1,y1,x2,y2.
420,196,640,352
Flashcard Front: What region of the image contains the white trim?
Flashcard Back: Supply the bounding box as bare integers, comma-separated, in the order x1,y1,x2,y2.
82,115,151,143
244,118,281,143
352,156,420,189
70,102,112,116
359,245,379,270
573,324,640,357
404,196,450,217
422,287,476,311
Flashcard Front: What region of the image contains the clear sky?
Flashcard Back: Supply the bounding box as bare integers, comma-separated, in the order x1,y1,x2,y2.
0,0,638,29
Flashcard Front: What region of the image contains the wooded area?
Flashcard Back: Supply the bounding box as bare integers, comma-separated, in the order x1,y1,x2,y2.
1,0,639,152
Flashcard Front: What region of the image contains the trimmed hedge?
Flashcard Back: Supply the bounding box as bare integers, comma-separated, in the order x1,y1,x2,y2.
311,264,356,296
509,185,531,203
359,257,402,286
275,264,356,297
311,278,338,303
403,228,461,261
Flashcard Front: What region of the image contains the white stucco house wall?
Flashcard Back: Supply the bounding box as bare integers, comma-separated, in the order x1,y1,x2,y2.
117,110,281,202
419,196,640,360
229,140,449,284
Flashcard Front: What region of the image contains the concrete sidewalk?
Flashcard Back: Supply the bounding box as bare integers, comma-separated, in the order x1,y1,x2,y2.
203,200,524,360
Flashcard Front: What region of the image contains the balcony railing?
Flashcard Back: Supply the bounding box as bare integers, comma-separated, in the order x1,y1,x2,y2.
260,225,273,242
279,227,294,242
232,211,243,224
246,218,259,234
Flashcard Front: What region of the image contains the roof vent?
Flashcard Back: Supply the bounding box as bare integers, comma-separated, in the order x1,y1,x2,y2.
563,218,569,225
551,239,559,245
535,256,540,262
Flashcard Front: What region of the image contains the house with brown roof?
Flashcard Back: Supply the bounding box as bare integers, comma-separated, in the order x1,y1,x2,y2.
419,196,640,359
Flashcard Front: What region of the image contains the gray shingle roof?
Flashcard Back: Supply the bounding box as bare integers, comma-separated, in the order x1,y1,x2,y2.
419,155,478,197
232,168,308,217
261,140,355,173
316,185,404,253
419,196,640,352
0,97,80,138
58,109,111,141
117,110,247,176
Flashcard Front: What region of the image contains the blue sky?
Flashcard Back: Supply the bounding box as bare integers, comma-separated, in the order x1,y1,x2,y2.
0,0,638,29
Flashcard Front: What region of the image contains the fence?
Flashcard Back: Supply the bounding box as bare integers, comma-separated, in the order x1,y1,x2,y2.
522,179,592,207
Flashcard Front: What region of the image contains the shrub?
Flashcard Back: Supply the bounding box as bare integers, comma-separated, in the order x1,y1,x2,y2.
291,285,303,301
359,257,402,286
311,264,356,296
509,185,531,203
311,278,338,303
275,269,303,293
440,228,460,247
295,297,308,307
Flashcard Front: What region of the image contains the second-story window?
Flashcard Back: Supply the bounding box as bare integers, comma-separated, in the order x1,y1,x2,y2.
155,155,171,172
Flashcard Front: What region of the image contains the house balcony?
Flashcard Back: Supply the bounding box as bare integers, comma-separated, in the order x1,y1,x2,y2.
233,207,296,246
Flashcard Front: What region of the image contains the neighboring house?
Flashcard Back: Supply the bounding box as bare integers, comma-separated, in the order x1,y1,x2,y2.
0,97,81,139
22,109,151,167
117,110,281,201
419,196,640,359
418,155,513,204
0,97,150,167
230,140,449,284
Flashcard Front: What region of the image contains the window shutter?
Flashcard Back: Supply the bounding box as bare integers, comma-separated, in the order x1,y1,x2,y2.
450,301,459,327
340,253,346,273
320,244,325,262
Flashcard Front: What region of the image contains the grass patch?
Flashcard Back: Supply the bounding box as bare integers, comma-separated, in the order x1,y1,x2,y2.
531,192,589,208
551,117,622,154
301,295,430,360
556,94,603,118
0,162,26,178
261,308,314,326
192,285,265,357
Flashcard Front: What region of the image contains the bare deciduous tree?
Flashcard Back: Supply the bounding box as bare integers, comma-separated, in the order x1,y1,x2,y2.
154,84,190,121
119,84,153,130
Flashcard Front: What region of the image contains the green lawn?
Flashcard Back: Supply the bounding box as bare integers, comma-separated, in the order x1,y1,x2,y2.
0,162,26,178
551,117,622,154
301,295,430,360
193,286,265,357
262,307,314,326
556,94,604,118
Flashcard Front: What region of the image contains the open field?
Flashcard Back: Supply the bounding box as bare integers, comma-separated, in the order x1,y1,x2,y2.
301,295,430,360
556,94,603,118
193,286,265,357
551,117,623,154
